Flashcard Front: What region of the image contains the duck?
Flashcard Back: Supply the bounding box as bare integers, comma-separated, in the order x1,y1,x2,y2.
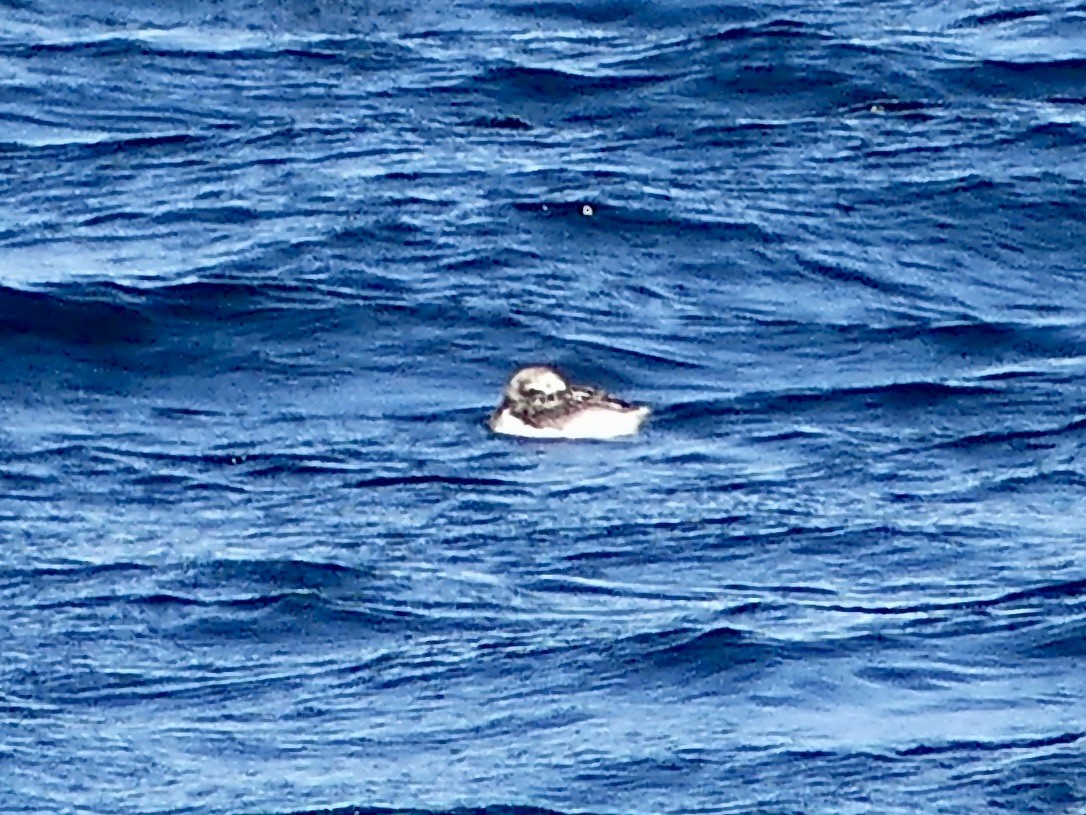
488,364,650,439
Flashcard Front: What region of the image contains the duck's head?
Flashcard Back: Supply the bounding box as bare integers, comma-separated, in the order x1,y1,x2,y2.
503,365,570,404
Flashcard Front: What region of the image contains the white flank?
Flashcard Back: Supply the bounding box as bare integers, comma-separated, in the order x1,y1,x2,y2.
490,405,650,440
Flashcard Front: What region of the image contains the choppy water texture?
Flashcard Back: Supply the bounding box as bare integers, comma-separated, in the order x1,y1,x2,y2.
2,0,1086,813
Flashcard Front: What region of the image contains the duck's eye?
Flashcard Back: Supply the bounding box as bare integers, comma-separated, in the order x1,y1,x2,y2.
522,385,563,404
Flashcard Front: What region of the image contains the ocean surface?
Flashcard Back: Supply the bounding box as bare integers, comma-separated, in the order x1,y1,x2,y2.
2,0,1086,813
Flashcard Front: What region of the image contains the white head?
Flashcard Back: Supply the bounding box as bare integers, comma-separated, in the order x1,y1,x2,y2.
504,365,570,403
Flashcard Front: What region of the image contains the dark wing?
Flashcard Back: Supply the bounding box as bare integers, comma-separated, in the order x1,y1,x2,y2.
512,385,642,429
569,385,638,411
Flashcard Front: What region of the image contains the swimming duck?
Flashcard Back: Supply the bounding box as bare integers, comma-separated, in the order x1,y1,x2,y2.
488,364,650,439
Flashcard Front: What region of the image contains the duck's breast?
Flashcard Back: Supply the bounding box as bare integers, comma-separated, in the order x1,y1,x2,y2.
490,405,649,439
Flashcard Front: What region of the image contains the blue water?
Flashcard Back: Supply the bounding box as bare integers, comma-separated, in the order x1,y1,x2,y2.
2,0,1086,813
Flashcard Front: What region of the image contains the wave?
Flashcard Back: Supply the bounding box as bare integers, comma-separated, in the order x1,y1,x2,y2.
0,131,205,157
173,558,371,591
468,64,667,101
6,557,369,595
284,806,583,815
748,308,1081,359
638,624,757,667
662,379,1001,423
936,58,1086,99
10,35,410,69
957,8,1046,27
6,445,377,486
942,468,1086,500
934,416,1086,450
351,474,517,489
501,0,655,25
702,18,830,44
794,254,935,300
467,114,533,131
0,285,151,345
9,558,467,646
502,0,762,28
31,589,299,612
511,199,778,246
897,731,1083,757
0,279,347,364
1028,615,1086,657
599,620,906,677
523,575,746,603
0,561,154,586
172,594,436,645
4,657,313,707
819,578,1086,617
